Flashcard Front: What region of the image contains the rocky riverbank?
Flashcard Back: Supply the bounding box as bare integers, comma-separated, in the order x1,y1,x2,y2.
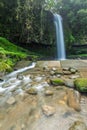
0,60,87,130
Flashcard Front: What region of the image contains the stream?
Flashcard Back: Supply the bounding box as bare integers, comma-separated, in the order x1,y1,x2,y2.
0,61,87,130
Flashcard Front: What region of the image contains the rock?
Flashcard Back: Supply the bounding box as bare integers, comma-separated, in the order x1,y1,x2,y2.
69,75,80,79
56,74,61,78
0,79,4,82
26,88,37,95
16,73,24,80
74,78,87,92
45,90,53,96
52,67,57,71
2,82,11,88
67,89,81,111
69,67,77,74
64,79,74,88
63,67,69,71
6,96,16,105
50,71,55,76
43,66,49,71
42,105,55,116
63,71,71,75
50,78,65,86
69,121,87,130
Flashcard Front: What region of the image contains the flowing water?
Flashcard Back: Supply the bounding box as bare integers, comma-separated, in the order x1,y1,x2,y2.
54,14,66,60
0,62,36,94
0,61,87,130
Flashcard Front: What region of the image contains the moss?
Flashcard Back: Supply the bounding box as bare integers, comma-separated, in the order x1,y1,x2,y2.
0,60,12,72
74,78,87,92
0,37,28,72
50,78,65,86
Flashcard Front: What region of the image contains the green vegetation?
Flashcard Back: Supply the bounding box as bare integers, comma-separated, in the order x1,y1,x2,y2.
0,37,28,72
50,78,65,86
0,0,87,60
74,78,87,92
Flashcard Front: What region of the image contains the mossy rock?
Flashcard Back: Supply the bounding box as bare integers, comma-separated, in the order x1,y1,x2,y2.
50,78,65,86
74,78,87,92
26,88,38,95
69,121,87,130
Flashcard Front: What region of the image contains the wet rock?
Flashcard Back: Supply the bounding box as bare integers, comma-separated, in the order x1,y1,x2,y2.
63,71,71,75
6,96,16,105
74,78,87,92
63,67,69,71
50,78,65,86
67,89,81,111
42,105,55,116
45,90,54,96
16,73,24,80
69,121,87,130
0,78,4,82
64,79,74,88
69,67,77,74
26,88,37,95
2,82,11,88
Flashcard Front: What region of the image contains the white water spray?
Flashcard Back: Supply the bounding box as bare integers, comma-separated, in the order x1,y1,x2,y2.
0,62,36,94
54,14,66,60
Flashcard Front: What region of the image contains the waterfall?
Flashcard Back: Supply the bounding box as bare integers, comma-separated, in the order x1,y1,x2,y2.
54,14,66,60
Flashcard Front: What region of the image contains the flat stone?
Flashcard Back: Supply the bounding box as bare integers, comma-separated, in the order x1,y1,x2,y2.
42,105,55,116
61,60,87,69
63,67,69,71
37,61,61,68
6,96,16,105
45,90,54,96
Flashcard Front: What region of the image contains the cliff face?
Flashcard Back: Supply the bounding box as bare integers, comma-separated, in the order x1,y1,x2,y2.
0,0,55,45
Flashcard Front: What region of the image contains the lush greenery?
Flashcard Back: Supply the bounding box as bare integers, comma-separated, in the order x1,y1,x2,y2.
0,37,28,72
74,78,87,92
0,0,87,63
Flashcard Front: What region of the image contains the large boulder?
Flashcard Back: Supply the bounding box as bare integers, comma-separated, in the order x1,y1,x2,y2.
74,78,87,92
67,89,81,111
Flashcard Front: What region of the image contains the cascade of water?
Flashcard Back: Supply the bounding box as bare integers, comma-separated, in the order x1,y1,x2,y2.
0,62,36,94
54,14,66,60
